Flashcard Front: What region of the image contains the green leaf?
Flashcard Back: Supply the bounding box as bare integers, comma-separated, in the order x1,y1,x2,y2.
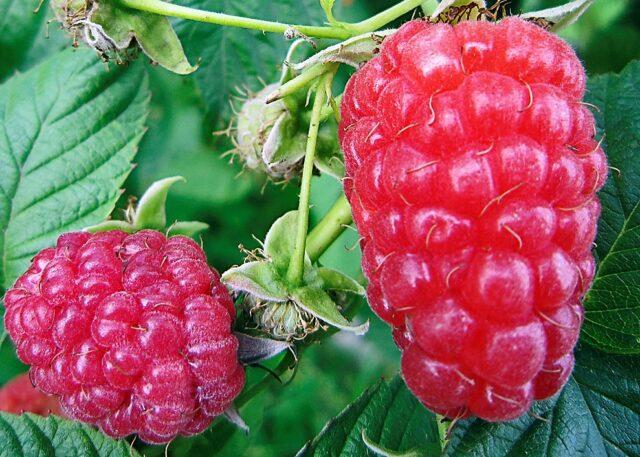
0,0,67,82
167,220,209,237
175,0,324,124
133,175,185,230
222,261,288,302
0,48,149,289
582,59,640,354
318,267,365,295
0,412,141,456
291,286,368,334
91,2,196,74
444,344,640,456
297,376,441,456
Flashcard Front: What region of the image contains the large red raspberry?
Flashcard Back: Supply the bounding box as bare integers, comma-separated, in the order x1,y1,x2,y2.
3,230,244,443
0,373,63,417
340,18,604,421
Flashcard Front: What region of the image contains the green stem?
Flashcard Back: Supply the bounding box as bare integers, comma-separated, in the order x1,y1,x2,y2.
116,0,351,39
116,0,424,39
344,0,425,34
306,195,352,262
266,63,328,104
285,72,333,286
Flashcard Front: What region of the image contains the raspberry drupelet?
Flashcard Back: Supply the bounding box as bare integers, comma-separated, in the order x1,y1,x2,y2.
3,230,245,443
340,17,604,421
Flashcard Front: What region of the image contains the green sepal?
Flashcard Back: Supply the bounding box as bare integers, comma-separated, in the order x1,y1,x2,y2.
290,30,394,72
317,267,365,295
291,286,369,335
264,211,313,276
133,176,184,230
84,220,136,234
83,176,208,237
521,0,595,32
90,2,197,74
222,261,288,302
167,221,210,237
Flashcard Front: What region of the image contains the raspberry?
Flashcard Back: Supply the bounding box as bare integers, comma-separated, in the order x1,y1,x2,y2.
0,373,63,417
340,18,604,422
3,230,244,443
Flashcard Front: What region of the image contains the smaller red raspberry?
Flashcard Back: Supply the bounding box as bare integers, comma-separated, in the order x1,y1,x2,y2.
4,230,244,443
0,373,63,417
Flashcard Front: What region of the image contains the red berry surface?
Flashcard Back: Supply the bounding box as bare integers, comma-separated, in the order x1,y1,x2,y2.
340,18,604,422
3,230,244,443
0,373,63,417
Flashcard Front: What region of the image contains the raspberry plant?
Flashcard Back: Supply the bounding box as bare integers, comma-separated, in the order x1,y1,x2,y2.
0,0,639,455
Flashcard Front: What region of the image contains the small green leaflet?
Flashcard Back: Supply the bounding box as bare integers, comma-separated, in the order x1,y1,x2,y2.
0,412,141,456
297,376,441,456
0,48,149,290
444,344,639,456
583,59,640,354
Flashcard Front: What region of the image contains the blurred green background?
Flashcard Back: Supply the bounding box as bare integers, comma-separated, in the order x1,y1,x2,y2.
1,0,639,455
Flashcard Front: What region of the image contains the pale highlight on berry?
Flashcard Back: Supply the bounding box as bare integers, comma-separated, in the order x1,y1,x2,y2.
340,17,605,422
3,230,245,443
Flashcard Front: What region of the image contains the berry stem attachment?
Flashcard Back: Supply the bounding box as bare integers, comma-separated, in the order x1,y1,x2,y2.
306,194,353,262
286,71,336,286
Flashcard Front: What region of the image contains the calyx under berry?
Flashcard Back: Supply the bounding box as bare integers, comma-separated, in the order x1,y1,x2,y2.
222,211,368,341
